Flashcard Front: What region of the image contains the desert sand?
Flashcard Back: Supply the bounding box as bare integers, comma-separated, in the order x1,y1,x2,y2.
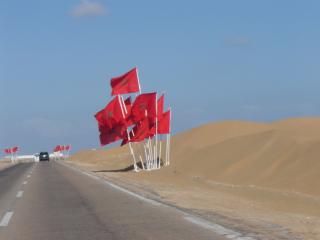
68,117,320,240
0,159,13,171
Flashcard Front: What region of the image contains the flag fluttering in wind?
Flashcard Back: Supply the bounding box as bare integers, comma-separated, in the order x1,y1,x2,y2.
157,94,164,117
11,146,19,153
95,96,125,129
131,92,157,122
95,96,128,146
121,117,154,146
4,148,11,154
99,124,127,146
95,67,172,171
4,147,19,154
110,68,140,96
157,109,171,134
53,145,61,152
4,147,19,163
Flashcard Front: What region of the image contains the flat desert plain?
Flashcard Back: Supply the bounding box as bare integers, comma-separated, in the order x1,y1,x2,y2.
68,118,320,240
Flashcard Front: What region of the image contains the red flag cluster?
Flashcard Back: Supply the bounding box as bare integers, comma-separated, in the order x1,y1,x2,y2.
95,68,171,147
53,145,71,152
3,146,19,154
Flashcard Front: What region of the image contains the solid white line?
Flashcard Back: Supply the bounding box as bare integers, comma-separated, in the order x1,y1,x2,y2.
23,181,28,185
0,212,14,227
58,161,254,239
63,162,161,206
16,191,24,198
184,216,254,240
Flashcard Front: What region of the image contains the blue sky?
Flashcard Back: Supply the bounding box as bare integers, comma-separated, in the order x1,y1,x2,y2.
1,0,319,154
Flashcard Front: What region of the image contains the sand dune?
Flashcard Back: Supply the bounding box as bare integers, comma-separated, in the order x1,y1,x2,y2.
71,117,320,197
69,117,320,239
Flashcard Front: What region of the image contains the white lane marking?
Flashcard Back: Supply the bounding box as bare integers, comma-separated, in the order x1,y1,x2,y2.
23,181,28,185
62,162,161,206
102,178,162,206
0,212,14,227
58,161,253,239
184,216,254,240
16,191,24,198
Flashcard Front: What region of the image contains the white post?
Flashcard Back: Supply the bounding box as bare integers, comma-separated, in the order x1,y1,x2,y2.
165,134,169,166
159,140,162,168
143,144,149,170
118,95,139,172
167,108,171,165
167,133,171,165
136,68,142,94
153,145,157,169
155,93,158,170
148,138,153,169
138,143,145,170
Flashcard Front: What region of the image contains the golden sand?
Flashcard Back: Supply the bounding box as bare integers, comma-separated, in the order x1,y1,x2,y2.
69,117,320,239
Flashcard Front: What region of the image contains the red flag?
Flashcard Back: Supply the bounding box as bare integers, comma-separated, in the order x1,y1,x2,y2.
131,92,157,122
65,145,71,151
157,94,164,117
124,97,132,116
110,68,140,96
95,96,125,129
11,146,19,153
122,96,135,126
54,145,61,152
158,110,171,134
99,124,126,146
121,118,154,145
4,149,10,154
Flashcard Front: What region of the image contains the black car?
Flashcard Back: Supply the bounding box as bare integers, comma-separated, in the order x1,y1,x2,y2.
39,152,50,161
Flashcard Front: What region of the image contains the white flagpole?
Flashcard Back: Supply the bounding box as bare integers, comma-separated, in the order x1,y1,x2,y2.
136,68,142,94
118,95,139,172
154,145,157,169
67,145,71,158
159,139,162,168
147,140,152,170
165,134,168,166
167,134,171,165
143,144,149,170
148,137,154,169
122,96,145,170
155,93,158,170
138,142,145,170
167,108,172,165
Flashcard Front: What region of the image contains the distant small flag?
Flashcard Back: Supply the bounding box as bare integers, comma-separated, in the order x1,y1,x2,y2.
53,145,61,152
11,146,19,153
4,149,11,154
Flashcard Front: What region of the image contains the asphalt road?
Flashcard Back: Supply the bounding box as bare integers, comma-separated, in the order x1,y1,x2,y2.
0,161,227,240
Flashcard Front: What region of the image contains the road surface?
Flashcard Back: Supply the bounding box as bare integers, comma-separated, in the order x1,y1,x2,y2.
0,161,229,240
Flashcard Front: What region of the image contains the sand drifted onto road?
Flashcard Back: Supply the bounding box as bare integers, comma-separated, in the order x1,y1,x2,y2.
68,118,320,240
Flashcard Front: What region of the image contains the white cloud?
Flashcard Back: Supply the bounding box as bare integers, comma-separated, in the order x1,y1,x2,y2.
71,0,106,18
